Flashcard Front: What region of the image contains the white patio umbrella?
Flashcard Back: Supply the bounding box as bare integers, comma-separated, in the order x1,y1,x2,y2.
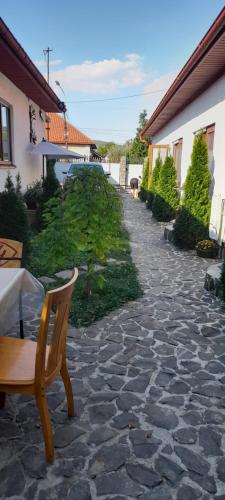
31,139,84,177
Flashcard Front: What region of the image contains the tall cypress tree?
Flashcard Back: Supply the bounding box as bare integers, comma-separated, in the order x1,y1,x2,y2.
173,132,211,249
152,155,179,221
147,155,162,209
139,158,149,202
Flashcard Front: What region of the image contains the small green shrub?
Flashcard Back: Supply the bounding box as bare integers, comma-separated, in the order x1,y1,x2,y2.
196,239,218,251
0,191,30,260
42,159,61,204
24,180,43,209
152,156,179,221
139,158,149,202
147,156,162,209
220,260,225,302
174,132,211,249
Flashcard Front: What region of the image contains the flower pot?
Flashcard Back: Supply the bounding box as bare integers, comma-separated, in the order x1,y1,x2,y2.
196,247,218,258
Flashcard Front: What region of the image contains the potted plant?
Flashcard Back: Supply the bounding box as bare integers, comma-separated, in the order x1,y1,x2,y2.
23,181,43,225
196,239,219,258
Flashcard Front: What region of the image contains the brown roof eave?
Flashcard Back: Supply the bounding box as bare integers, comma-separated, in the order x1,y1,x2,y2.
0,17,66,113
141,7,225,139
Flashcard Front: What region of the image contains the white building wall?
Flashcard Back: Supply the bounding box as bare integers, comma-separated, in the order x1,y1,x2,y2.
0,72,46,191
151,73,225,242
59,144,91,158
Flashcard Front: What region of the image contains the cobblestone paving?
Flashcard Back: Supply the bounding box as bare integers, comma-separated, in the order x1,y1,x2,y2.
1,194,225,499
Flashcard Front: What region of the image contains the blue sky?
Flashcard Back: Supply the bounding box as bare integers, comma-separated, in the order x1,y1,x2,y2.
1,0,225,143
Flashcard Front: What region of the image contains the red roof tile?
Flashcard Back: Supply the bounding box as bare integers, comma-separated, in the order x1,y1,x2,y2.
46,113,95,146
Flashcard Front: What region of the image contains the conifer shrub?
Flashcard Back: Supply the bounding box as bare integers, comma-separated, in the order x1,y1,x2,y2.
147,155,162,210
0,176,30,261
139,158,149,202
42,159,61,204
173,132,211,249
152,155,179,221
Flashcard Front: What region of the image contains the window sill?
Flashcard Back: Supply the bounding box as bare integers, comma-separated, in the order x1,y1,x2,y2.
0,163,16,169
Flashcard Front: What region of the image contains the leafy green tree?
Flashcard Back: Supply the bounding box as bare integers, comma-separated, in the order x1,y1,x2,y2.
33,167,122,295
139,158,149,202
147,155,162,209
173,132,211,248
152,155,179,221
128,110,149,163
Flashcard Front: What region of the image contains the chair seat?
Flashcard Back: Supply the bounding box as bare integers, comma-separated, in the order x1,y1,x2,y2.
0,337,49,385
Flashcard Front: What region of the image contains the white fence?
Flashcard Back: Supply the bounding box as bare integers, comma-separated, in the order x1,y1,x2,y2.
103,162,143,186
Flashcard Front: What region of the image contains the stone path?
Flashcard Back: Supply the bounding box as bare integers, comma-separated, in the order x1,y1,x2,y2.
1,194,225,499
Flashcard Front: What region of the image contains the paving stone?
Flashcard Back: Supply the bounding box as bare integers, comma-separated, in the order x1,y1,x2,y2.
67,480,91,500
0,460,25,497
21,446,47,478
160,395,184,407
126,462,162,488
112,411,139,429
89,403,117,424
189,471,217,494
54,425,85,447
95,470,144,496
173,427,197,444
168,380,190,394
155,454,184,485
175,446,210,475
89,392,118,403
155,371,174,387
138,486,173,500
129,429,161,458
99,343,121,362
193,384,225,399
216,457,225,483
177,484,202,500
89,443,130,477
100,364,127,376
106,375,124,391
145,403,179,429
0,420,21,438
123,373,150,392
182,410,204,426
116,393,143,411
205,361,225,374
199,426,222,456
87,426,117,445
203,409,225,425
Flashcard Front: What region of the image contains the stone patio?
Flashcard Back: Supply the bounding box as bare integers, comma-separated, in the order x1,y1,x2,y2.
1,194,225,499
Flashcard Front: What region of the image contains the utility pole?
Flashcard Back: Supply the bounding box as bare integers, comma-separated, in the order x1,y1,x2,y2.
43,47,53,84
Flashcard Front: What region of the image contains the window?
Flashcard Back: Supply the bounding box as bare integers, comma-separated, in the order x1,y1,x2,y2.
204,124,215,174
0,102,12,163
173,138,183,186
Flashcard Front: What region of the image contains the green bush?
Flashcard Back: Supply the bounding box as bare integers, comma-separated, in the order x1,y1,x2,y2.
152,155,179,221
220,260,225,302
139,158,149,202
174,132,211,249
24,180,43,209
32,167,122,295
42,159,61,204
0,191,30,261
147,156,162,209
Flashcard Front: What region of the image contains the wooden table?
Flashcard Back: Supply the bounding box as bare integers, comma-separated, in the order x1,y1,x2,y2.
0,268,44,337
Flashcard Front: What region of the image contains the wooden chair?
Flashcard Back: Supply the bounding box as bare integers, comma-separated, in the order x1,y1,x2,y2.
0,268,78,463
0,238,23,268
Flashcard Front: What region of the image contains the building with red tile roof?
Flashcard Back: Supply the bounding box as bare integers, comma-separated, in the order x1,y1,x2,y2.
46,113,98,160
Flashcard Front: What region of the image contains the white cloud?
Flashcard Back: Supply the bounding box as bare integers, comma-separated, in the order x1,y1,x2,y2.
142,70,178,115
35,59,62,67
50,54,145,93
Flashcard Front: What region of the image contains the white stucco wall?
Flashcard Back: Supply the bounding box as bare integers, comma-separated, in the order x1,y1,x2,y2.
0,72,46,191
151,73,225,242
59,144,92,158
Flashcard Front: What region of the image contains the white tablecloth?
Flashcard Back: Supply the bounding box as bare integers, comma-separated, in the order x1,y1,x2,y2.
0,268,44,335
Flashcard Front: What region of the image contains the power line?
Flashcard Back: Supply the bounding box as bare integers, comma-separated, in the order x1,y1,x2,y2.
65,88,166,104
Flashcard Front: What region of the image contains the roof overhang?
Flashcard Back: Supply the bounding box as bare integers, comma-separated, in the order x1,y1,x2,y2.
0,18,66,113
141,7,225,139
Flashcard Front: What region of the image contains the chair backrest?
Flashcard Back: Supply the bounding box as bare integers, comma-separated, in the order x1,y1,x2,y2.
0,238,23,268
35,269,78,386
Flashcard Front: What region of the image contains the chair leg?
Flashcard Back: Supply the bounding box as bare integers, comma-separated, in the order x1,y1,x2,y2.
60,358,75,417
35,390,54,463
0,392,6,409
